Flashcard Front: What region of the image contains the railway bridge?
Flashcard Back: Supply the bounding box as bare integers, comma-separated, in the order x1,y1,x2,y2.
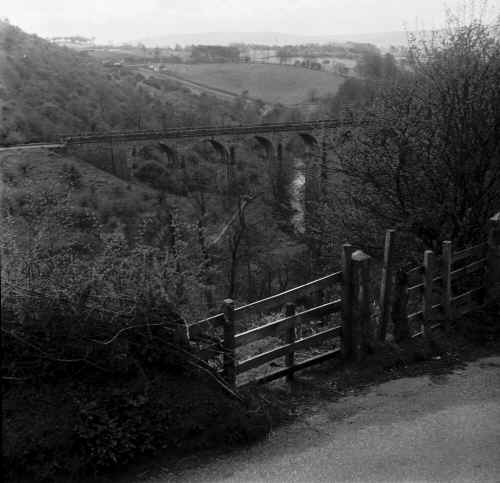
62,118,362,198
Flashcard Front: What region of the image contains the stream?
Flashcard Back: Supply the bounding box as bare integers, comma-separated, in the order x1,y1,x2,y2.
290,157,305,233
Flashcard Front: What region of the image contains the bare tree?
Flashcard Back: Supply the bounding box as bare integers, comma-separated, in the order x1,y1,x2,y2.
331,7,500,254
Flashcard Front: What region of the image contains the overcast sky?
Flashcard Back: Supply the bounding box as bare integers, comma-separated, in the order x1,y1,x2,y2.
2,0,497,43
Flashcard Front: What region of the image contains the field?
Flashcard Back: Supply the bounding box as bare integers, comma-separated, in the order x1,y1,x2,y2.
161,63,346,106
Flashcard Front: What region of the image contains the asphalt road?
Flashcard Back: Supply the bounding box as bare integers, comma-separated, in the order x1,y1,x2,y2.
145,356,500,483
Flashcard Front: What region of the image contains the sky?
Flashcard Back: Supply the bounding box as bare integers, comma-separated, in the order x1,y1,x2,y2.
2,0,497,43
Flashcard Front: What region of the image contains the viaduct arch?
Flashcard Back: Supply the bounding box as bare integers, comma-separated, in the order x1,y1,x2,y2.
65,119,359,228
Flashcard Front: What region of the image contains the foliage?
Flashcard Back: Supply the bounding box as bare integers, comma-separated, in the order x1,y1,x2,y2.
1,18,316,307
355,51,398,79
322,9,500,257
191,45,240,63
0,21,264,144
1,163,276,480
274,41,379,60
60,163,83,189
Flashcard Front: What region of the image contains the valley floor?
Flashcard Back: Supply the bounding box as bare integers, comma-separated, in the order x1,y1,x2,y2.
140,355,500,483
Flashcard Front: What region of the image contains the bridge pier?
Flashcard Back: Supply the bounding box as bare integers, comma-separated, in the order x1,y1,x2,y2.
227,145,236,188
113,145,132,180
158,142,179,166
207,139,229,163
254,135,275,170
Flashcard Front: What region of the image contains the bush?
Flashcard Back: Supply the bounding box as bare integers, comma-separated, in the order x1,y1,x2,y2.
2,166,17,185
96,197,140,224
60,163,83,189
1,186,272,480
1,225,267,480
134,161,167,189
134,162,189,195
317,10,500,254
1,271,270,480
3,324,268,480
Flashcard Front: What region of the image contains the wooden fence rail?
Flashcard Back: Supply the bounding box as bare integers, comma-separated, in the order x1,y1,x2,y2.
392,240,489,340
188,271,342,339
234,300,342,347
190,213,499,388
189,249,369,387
224,268,347,386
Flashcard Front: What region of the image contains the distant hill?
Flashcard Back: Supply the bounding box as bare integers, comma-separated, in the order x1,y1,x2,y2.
136,30,411,48
332,31,411,48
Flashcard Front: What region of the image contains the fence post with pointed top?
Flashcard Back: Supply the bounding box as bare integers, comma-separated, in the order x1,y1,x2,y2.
341,244,354,359
442,241,453,332
352,249,372,362
222,299,236,387
486,213,500,312
379,229,396,341
423,250,435,339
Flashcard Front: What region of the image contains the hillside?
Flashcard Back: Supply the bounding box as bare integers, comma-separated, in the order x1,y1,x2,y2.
1,145,226,323
0,21,335,483
0,22,311,320
0,148,159,259
0,149,278,482
0,22,144,142
160,63,345,106
0,21,270,145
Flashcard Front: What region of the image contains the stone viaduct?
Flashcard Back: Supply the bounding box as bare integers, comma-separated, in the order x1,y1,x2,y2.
64,118,360,201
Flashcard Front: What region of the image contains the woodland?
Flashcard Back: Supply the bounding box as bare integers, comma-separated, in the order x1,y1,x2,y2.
1,8,499,481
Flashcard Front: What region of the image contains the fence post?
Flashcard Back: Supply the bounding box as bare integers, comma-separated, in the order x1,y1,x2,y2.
423,250,435,339
392,269,410,342
486,213,500,311
352,250,372,362
442,241,453,332
341,243,354,359
222,299,236,387
379,229,396,341
285,302,296,382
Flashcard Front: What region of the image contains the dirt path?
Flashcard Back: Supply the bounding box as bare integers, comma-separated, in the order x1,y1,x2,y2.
143,356,500,483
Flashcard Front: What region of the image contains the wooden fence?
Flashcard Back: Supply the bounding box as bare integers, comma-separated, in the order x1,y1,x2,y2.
189,213,500,387
390,241,488,341
189,268,347,387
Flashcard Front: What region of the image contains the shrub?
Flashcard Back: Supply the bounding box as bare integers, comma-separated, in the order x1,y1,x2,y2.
18,161,30,176
96,197,140,225
60,163,83,189
134,161,166,187
2,166,17,185
2,206,263,480
326,11,500,252
111,185,125,198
